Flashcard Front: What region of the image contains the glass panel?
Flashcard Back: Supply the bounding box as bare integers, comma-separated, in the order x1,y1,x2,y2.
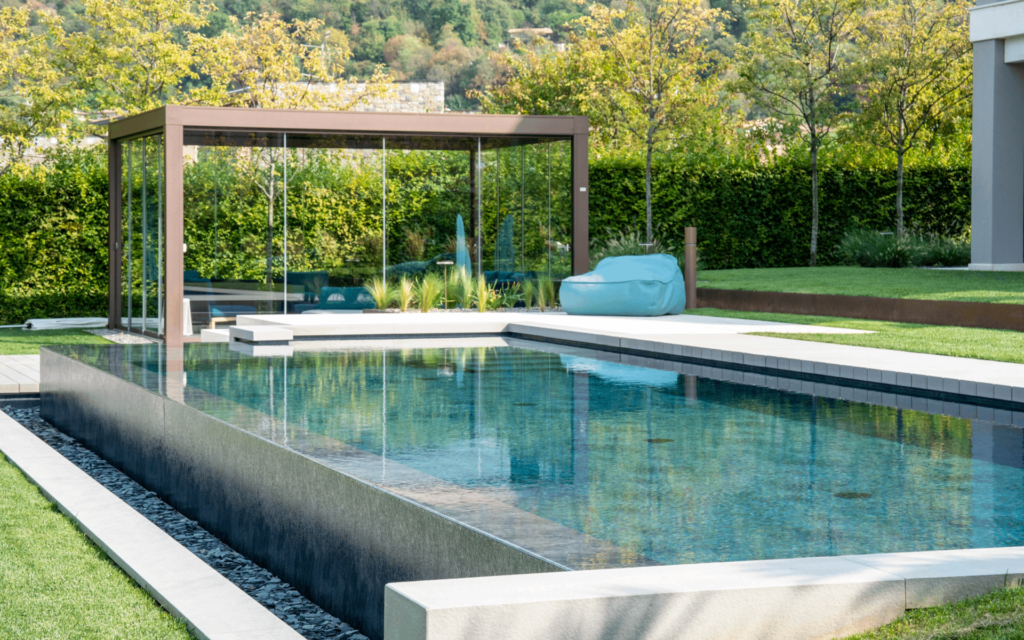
281,133,384,316
121,141,137,330
121,134,165,335
549,139,573,282
183,131,289,330
141,134,165,336
383,142,474,307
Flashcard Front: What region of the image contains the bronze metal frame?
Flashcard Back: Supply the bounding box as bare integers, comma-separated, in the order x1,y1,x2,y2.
108,105,590,347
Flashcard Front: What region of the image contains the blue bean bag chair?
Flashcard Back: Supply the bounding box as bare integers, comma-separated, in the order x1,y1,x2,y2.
559,254,686,316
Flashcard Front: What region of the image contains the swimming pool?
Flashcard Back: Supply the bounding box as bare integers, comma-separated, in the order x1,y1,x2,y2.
60,338,1024,570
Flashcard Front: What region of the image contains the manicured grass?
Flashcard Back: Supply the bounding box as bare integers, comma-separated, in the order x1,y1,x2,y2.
698,266,1024,304
686,308,1024,364
0,453,193,639
0,329,111,355
844,585,1024,639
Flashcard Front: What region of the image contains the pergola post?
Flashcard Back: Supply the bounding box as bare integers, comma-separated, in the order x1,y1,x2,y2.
165,123,184,348
572,117,589,276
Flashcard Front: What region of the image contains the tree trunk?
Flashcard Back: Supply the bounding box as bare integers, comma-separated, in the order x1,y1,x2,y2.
645,140,654,253
895,147,904,238
809,137,819,267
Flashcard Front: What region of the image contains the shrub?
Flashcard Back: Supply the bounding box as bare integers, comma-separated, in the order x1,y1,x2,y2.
474,275,494,312
522,280,536,309
451,270,474,309
589,231,676,269
397,276,416,311
415,273,443,312
917,234,971,267
838,229,923,268
365,277,395,309
838,229,970,268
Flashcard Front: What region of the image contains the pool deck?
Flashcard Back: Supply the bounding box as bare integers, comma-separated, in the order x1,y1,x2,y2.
206,311,1024,408
0,355,40,394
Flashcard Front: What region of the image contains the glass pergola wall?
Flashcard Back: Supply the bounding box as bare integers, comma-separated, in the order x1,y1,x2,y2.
107,106,589,345
121,133,166,338
179,132,573,332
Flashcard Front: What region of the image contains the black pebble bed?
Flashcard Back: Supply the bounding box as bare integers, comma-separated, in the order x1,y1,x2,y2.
2,404,367,640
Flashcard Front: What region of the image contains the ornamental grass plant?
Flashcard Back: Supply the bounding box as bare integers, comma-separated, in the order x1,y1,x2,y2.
475,275,494,312
415,273,444,312
365,277,395,309
397,276,416,312
838,229,970,268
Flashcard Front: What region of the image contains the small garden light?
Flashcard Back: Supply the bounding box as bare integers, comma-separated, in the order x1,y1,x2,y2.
437,260,454,309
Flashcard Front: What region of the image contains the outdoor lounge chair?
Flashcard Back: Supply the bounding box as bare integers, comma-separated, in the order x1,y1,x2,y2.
559,254,686,316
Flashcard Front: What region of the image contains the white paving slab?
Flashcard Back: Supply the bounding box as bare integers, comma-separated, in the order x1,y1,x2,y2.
0,411,302,640
0,355,40,394
385,555,906,640
385,545,1024,640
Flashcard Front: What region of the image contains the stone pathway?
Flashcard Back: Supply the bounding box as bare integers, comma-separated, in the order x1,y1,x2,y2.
0,355,39,394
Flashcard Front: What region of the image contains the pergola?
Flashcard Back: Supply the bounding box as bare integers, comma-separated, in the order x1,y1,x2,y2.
107,105,590,347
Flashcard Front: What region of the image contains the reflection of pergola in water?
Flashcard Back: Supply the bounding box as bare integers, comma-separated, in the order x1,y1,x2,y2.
107,106,590,347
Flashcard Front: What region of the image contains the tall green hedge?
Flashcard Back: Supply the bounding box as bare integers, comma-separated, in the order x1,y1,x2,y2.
0,147,971,324
589,162,971,270
0,150,109,325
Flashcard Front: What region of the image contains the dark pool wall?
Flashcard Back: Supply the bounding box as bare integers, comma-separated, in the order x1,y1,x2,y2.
39,348,559,639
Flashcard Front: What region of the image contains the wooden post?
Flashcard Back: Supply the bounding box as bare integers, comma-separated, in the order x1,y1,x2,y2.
684,227,697,310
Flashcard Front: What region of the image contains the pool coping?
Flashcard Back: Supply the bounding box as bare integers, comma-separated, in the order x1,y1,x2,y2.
384,547,1024,640
0,410,303,640
223,318,1024,413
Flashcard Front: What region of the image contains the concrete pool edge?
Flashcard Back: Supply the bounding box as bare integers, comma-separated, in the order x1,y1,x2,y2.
215,315,1024,412
38,348,563,640
384,548,1024,640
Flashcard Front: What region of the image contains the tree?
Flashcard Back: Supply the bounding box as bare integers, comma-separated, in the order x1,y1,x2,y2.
0,7,79,177
733,0,863,265
578,0,724,247
58,0,213,115
854,0,971,237
481,1,725,246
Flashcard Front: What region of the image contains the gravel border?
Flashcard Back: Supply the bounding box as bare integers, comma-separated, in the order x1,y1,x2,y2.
1,405,367,640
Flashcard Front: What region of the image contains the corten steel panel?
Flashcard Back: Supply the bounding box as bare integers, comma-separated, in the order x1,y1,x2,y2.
109,105,581,140
684,228,697,310
571,122,589,276
39,348,561,640
108,140,123,329
697,288,1024,331
165,125,184,348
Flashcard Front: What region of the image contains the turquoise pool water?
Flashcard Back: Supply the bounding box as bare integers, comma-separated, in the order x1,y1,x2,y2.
70,340,1024,568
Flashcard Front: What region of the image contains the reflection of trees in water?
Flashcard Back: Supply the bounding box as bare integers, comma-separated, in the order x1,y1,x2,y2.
108,344,1010,565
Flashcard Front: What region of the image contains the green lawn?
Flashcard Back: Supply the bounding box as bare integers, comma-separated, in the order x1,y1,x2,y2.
844,585,1024,639
686,308,1024,364
0,329,111,355
0,453,193,639
698,266,1024,304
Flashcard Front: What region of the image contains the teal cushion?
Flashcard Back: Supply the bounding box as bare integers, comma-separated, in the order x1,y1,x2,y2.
559,254,686,316
320,286,376,310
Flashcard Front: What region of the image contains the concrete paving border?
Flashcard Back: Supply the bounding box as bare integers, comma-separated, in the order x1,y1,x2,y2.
384,548,1024,640
220,314,1024,411
0,410,302,640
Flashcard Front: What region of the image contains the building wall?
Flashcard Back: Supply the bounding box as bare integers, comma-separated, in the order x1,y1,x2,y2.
347,82,445,113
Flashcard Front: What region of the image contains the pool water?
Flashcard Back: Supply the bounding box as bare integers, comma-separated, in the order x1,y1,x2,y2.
74,341,1024,568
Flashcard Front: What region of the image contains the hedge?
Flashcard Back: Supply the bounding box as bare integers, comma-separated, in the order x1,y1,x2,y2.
0,147,971,324
589,162,971,270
